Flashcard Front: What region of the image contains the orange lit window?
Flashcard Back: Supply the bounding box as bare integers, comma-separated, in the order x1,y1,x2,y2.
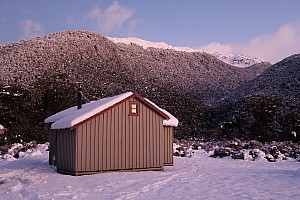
129,101,139,115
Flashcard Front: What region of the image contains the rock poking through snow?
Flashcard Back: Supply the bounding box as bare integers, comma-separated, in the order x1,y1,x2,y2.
173,139,300,162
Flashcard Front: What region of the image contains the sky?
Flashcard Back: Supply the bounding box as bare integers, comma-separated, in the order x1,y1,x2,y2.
1,0,300,63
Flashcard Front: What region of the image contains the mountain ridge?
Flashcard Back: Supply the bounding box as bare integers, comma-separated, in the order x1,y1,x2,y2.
0,30,269,103
108,36,270,68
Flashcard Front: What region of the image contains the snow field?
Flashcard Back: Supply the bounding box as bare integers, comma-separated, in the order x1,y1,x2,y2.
0,147,299,200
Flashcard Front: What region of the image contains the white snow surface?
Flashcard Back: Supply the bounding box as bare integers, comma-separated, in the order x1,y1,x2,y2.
108,37,199,53
45,92,178,129
212,52,268,68
44,106,80,124
1,146,299,200
47,92,133,129
108,37,267,67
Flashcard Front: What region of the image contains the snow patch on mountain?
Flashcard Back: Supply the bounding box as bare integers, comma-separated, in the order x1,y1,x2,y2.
108,37,267,68
212,52,268,68
108,37,200,53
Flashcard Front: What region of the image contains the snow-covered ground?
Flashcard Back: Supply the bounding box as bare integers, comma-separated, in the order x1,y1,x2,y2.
1,145,299,200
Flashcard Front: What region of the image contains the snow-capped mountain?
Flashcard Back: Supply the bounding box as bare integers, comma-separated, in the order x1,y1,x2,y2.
212,52,267,68
108,37,267,68
108,37,200,53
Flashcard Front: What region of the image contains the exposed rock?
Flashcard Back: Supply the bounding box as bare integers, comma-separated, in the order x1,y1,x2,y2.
231,152,244,160
210,147,232,158
265,154,276,162
191,143,199,150
248,140,264,150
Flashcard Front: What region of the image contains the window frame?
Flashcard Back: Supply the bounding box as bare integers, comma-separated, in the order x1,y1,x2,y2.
129,101,139,116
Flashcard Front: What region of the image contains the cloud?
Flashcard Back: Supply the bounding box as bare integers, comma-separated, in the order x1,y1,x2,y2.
19,19,44,39
86,1,135,34
199,42,232,55
200,22,300,63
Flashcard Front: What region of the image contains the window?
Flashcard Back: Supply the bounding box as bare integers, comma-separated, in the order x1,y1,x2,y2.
129,101,139,115
131,103,137,114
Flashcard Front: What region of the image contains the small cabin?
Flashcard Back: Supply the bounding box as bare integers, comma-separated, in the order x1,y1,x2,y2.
44,92,178,175
0,124,5,135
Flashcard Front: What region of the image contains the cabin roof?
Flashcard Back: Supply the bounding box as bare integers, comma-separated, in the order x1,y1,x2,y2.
45,92,178,129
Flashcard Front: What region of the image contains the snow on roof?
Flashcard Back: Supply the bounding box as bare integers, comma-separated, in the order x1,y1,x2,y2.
144,98,179,127
49,92,133,129
0,124,4,129
44,106,80,123
45,92,178,129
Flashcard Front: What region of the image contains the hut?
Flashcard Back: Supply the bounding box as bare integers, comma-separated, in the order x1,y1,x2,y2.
44,92,178,175
0,124,5,135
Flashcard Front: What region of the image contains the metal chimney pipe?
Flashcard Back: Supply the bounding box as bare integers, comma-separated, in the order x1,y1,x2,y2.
76,82,83,110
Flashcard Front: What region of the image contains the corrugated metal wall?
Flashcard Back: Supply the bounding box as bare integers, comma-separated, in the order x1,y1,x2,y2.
163,126,174,166
54,129,77,173
75,97,165,174
49,131,56,166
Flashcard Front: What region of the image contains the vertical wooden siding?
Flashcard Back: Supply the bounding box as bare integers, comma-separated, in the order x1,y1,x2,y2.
163,126,174,166
75,97,165,173
55,129,77,172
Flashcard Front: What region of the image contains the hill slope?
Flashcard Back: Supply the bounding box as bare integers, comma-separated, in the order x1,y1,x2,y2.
0,30,270,103
0,30,271,142
210,54,300,142
228,54,300,100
